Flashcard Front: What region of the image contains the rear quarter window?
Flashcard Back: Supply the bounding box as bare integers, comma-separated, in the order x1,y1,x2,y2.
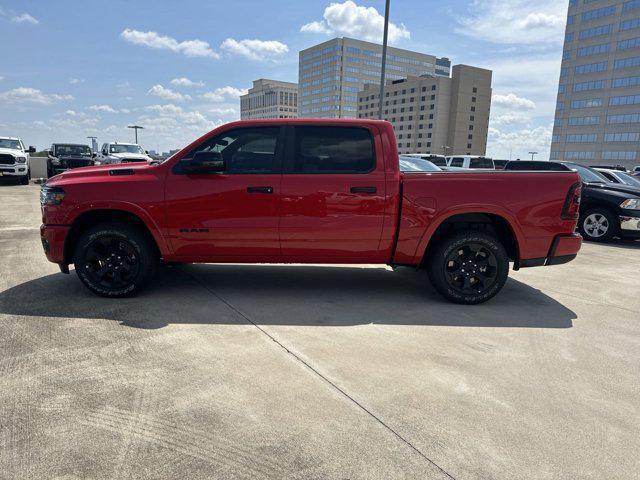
290,126,375,174
450,157,464,167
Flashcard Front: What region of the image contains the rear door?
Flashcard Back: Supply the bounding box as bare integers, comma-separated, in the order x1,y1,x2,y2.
279,125,387,261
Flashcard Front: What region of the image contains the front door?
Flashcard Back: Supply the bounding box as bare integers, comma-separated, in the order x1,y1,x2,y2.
279,125,387,261
165,126,283,261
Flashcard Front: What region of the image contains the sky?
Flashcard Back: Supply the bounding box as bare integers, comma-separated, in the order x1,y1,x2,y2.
0,0,568,159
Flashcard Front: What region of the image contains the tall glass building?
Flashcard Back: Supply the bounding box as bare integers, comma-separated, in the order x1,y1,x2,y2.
551,0,640,169
298,37,451,119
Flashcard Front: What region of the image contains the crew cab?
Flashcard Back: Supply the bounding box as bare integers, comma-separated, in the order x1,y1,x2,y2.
47,143,95,178
40,120,582,304
0,136,35,185
97,142,152,165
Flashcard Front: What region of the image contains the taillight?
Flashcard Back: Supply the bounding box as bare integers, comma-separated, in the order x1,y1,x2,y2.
561,182,582,220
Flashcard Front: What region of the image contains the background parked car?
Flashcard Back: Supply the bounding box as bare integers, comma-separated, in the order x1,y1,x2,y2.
47,143,95,178
493,159,509,170
0,136,35,185
401,153,448,167
446,155,495,169
398,155,442,172
97,142,153,165
594,168,640,188
504,160,572,171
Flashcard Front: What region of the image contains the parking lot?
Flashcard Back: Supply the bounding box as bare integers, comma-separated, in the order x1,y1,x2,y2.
1,182,639,479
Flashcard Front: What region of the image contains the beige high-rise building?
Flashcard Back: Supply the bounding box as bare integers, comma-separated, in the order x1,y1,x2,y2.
298,37,451,118
240,79,298,119
551,0,640,169
358,65,492,155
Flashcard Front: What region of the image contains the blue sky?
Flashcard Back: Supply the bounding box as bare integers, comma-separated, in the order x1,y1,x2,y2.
0,0,567,158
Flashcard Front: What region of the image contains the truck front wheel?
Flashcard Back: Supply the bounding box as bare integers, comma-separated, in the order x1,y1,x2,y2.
73,223,157,297
427,231,509,305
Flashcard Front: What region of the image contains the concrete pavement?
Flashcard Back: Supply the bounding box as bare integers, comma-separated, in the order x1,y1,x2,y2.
1,183,639,479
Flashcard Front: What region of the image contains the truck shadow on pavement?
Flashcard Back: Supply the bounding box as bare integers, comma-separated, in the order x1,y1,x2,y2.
0,264,576,329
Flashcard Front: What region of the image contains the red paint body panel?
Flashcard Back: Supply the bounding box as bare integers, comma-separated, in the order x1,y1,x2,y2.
41,119,582,269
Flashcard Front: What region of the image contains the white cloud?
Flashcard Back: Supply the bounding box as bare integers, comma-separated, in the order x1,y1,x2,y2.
170,77,204,88
12,13,38,25
201,86,248,102
220,38,289,61
208,107,237,116
120,29,220,59
148,84,192,102
0,87,73,105
300,1,410,43
490,112,531,126
487,125,553,160
89,104,118,113
69,78,84,85
457,1,566,45
492,93,536,110
145,104,184,114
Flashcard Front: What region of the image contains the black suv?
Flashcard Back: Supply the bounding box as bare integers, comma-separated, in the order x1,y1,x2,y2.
47,143,95,178
505,161,640,242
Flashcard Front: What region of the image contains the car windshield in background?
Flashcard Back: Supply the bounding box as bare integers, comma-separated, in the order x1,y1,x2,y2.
399,155,442,172
0,139,22,150
615,171,640,187
110,145,143,154
56,145,91,156
566,163,610,184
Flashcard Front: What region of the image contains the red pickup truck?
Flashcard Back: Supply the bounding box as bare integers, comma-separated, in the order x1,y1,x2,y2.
40,119,582,304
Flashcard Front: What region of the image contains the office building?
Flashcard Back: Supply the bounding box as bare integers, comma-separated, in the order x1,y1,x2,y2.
299,37,451,118
358,64,492,155
240,79,298,119
551,0,640,169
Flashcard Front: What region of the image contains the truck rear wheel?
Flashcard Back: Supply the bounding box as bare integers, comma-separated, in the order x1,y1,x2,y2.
73,223,157,297
427,231,509,305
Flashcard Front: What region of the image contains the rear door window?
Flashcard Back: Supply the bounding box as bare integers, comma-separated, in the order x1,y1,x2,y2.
450,157,464,167
288,126,375,174
470,157,494,169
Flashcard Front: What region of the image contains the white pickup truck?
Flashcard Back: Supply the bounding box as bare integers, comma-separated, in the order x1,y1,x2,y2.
97,142,152,165
0,137,35,185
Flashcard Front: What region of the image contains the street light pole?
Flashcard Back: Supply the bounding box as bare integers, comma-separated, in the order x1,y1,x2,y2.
529,151,539,161
128,125,144,144
442,145,450,156
378,0,391,120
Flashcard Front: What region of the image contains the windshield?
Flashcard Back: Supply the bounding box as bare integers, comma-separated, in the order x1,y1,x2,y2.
110,144,144,154
566,163,610,183
0,139,22,150
55,144,91,156
399,156,442,172
615,171,640,187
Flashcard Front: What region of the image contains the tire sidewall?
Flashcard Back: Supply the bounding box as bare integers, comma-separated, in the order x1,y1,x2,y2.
74,226,151,297
430,232,509,305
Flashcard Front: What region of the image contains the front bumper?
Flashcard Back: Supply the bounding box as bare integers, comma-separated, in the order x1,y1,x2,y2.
519,233,582,268
40,224,70,264
620,215,640,235
0,165,28,176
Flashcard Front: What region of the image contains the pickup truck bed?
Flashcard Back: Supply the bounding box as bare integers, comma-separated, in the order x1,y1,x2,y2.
40,119,582,304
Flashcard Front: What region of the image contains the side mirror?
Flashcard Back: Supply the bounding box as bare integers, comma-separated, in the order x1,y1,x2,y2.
181,151,225,174
145,150,149,155
27,146,36,154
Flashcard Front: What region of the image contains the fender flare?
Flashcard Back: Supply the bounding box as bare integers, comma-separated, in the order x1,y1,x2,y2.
411,204,525,265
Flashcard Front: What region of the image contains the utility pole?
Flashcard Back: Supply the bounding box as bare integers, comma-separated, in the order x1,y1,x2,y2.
128,125,144,144
529,151,539,161
378,0,391,120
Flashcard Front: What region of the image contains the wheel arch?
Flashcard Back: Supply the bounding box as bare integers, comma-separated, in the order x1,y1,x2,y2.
63,208,166,264
418,212,521,268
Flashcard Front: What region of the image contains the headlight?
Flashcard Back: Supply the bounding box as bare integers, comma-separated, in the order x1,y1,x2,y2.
16,156,27,163
620,198,640,210
40,186,65,206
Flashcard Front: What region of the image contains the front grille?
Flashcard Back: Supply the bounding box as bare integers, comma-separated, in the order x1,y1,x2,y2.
65,159,93,169
0,154,15,165
121,158,145,163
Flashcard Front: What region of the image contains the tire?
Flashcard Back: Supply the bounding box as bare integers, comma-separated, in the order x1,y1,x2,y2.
19,174,29,185
73,222,157,297
578,208,618,242
427,230,509,305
